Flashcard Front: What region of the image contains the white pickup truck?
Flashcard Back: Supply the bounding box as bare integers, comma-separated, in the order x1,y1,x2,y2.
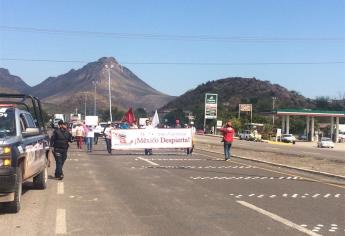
239,130,262,141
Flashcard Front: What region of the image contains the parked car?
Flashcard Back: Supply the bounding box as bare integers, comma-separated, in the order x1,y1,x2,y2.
317,137,334,148
281,134,296,144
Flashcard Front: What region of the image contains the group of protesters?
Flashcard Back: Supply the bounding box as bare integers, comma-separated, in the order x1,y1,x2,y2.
74,122,103,152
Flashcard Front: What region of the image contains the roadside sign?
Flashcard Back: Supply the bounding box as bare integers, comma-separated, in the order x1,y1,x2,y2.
205,93,218,119
217,120,223,127
239,104,252,112
85,116,98,126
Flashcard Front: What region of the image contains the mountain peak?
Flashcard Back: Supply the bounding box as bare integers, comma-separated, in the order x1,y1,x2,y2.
97,57,119,65
0,68,30,93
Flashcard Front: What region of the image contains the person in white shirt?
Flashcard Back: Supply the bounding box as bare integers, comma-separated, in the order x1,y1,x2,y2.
93,124,103,145
86,125,95,152
103,123,113,154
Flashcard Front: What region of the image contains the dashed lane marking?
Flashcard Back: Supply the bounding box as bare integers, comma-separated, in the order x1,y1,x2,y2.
132,165,256,169
197,150,345,190
237,201,321,236
229,193,345,199
57,182,64,195
190,176,302,180
300,224,344,233
56,209,67,235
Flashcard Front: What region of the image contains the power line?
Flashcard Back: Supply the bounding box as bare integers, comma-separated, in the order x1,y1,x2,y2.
1,25,344,42
0,57,344,65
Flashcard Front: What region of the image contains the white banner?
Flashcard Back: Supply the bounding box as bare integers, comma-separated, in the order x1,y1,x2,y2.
111,128,192,150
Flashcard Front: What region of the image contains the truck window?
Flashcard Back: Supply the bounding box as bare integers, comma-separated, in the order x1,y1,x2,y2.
24,113,37,128
0,108,16,137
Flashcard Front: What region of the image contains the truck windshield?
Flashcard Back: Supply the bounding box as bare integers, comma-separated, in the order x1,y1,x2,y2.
0,107,16,137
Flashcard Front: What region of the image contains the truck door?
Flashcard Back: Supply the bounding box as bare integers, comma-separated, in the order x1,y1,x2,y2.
20,113,47,179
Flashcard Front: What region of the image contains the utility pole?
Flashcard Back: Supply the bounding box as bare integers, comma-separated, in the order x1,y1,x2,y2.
272,97,277,126
84,93,87,119
92,80,99,116
105,64,114,122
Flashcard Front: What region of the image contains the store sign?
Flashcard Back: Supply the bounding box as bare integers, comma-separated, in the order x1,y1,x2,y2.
239,104,252,112
205,93,218,119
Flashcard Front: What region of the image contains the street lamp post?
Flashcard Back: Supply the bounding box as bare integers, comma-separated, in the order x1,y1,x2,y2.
272,97,277,126
92,80,99,116
105,64,114,122
84,92,87,118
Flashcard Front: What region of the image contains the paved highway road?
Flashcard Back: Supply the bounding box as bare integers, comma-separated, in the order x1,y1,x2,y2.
1,141,344,236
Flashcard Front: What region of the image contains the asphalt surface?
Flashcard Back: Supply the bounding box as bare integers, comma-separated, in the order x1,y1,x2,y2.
0,139,344,236
195,135,345,177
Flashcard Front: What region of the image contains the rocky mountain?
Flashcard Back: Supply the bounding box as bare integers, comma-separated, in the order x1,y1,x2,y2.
0,68,31,93
26,57,174,113
162,77,315,112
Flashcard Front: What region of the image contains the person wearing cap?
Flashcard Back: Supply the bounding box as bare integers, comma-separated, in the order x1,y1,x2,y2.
75,123,85,149
50,120,72,180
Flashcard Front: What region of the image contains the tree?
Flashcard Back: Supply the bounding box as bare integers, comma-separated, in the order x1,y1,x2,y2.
163,109,188,127
98,107,124,122
134,108,147,118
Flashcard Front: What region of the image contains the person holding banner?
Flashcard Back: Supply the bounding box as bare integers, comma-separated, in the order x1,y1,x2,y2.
217,120,235,161
144,119,153,155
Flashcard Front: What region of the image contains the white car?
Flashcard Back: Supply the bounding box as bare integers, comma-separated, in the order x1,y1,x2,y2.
317,137,334,148
281,134,296,143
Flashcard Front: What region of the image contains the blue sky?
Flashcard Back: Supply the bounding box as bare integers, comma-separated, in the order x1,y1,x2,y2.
0,0,344,99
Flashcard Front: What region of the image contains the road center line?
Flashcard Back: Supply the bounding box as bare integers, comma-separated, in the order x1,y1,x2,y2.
57,182,64,195
56,208,67,235
237,201,321,236
137,157,159,166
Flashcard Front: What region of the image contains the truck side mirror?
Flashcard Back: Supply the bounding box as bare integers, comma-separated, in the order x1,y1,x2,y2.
22,128,40,137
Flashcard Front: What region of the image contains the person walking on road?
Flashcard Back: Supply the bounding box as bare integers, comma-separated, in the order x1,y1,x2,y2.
86,125,95,152
104,122,113,154
94,124,102,144
50,120,72,180
75,123,85,149
217,120,235,161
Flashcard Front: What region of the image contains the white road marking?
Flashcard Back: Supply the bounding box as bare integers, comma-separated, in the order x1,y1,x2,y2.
237,201,322,236
141,158,202,161
190,176,302,180
57,182,64,195
137,157,159,166
229,193,343,199
56,209,67,234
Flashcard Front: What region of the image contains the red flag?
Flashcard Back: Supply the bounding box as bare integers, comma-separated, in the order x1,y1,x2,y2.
122,107,136,125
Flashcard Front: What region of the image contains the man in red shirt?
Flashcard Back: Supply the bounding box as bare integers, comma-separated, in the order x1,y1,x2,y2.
217,120,235,161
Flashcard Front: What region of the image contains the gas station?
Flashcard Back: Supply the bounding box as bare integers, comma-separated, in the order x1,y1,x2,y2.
276,109,345,142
